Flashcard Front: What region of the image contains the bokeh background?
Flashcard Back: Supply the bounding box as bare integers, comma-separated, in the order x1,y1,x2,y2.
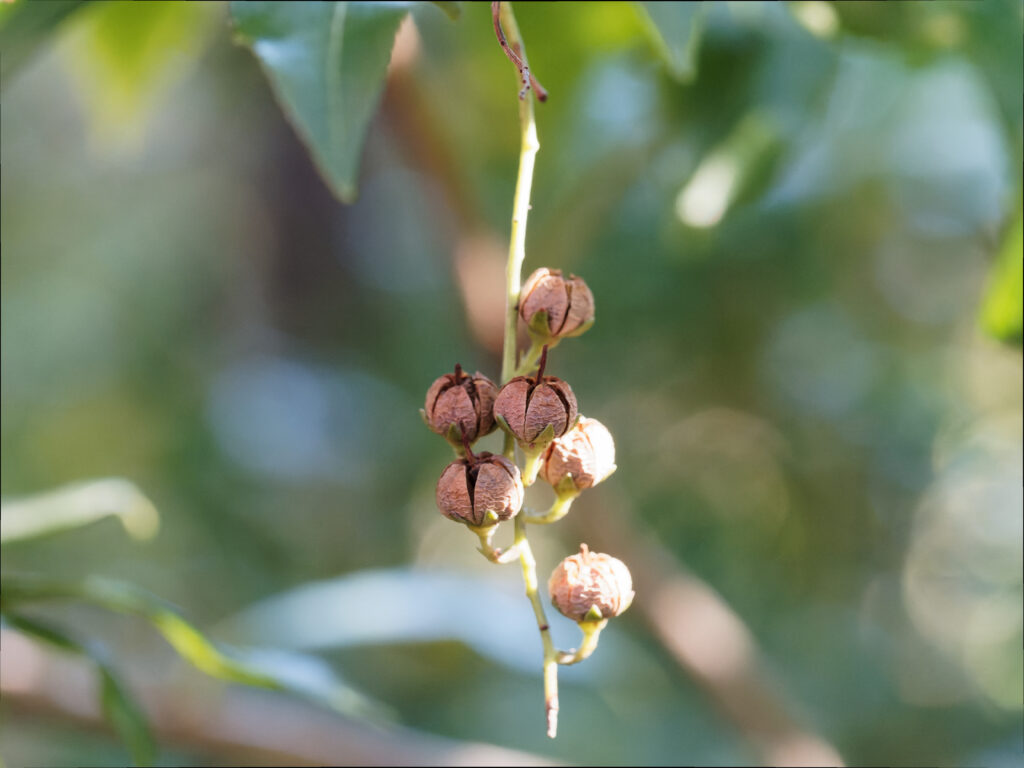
2,1,1022,766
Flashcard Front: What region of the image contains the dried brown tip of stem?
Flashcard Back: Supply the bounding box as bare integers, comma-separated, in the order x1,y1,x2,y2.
535,345,549,383
491,1,548,103
453,362,464,382
461,431,476,462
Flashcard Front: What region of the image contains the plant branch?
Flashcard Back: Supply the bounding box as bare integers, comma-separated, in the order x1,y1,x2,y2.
512,515,560,738
493,2,560,737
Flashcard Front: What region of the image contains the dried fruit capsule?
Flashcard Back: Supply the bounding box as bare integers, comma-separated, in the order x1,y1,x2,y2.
493,348,577,449
541,416,616,495
548,544,634,623
435,451,523,527
519,268,595,339
423,364,498,445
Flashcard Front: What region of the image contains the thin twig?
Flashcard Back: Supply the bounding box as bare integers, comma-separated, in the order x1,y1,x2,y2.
491,2,548,102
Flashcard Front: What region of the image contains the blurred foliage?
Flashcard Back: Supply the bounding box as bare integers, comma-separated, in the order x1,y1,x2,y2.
1,1,1022,766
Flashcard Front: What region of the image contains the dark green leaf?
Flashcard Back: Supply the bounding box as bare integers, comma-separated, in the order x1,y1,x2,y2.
3,613,157,766
634,1,707,82
0,0,88,84
230,1,412,202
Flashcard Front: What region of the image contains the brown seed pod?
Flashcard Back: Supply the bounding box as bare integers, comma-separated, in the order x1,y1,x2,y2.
435,451,523,527
541,416,616,494
548,544,634,623
423,364,498,444
519,268,595,339
493,348,578,448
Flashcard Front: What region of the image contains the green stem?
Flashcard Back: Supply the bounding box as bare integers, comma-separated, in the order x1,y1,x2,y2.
525,493,576,524
494,1,559,738
556,619,607,665
521,446,546,487
470,524,519,564
498,4,539,392
512,515,560,738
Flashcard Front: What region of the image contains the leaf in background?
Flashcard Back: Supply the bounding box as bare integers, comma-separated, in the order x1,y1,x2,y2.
429,1,461,20
0,0,87,84
0,574,383,721
980,202,1024,345
219,567,646,681
230,1,412,203
3,613,157,766
0,478,159,545
62,0,221,152
635,1,708,82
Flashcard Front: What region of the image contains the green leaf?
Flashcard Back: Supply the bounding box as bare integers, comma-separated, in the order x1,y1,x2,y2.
0,0,88,84
428,1,461,20
634,1,708,82
980,202,1024,345
0,573,384,721
1,574,277,689
62,0,220,151
1,478,159,545
3,613,157,766
230,1,412,203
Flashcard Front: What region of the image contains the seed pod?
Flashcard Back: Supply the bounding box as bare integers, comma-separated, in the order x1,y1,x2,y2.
548,544,634,623
435,452,523,527
541,417,616,495
493,348,578,449
423,364,498,444
519,268,595,339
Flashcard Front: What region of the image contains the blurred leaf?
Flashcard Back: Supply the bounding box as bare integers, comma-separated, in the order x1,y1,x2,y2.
3,613,157,766
230,1,412,202
63,0,220,151
634,1,707,81
221,567,546,673
429,1,461,20
0,574,385,721
980,203,1024,345
0,478,159,545
0,0,87,84
219,567,648,682
2,574,278,688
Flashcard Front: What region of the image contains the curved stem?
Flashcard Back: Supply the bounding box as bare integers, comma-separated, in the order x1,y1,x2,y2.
471,524,520,564
556,619,607,665
525,493,576,524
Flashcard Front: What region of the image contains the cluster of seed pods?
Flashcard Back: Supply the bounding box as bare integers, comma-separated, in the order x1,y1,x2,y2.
423,268,633,626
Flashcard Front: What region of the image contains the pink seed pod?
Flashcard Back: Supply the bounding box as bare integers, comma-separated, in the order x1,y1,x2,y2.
519,268,595,339
548,544,634,623
541,416,616,494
